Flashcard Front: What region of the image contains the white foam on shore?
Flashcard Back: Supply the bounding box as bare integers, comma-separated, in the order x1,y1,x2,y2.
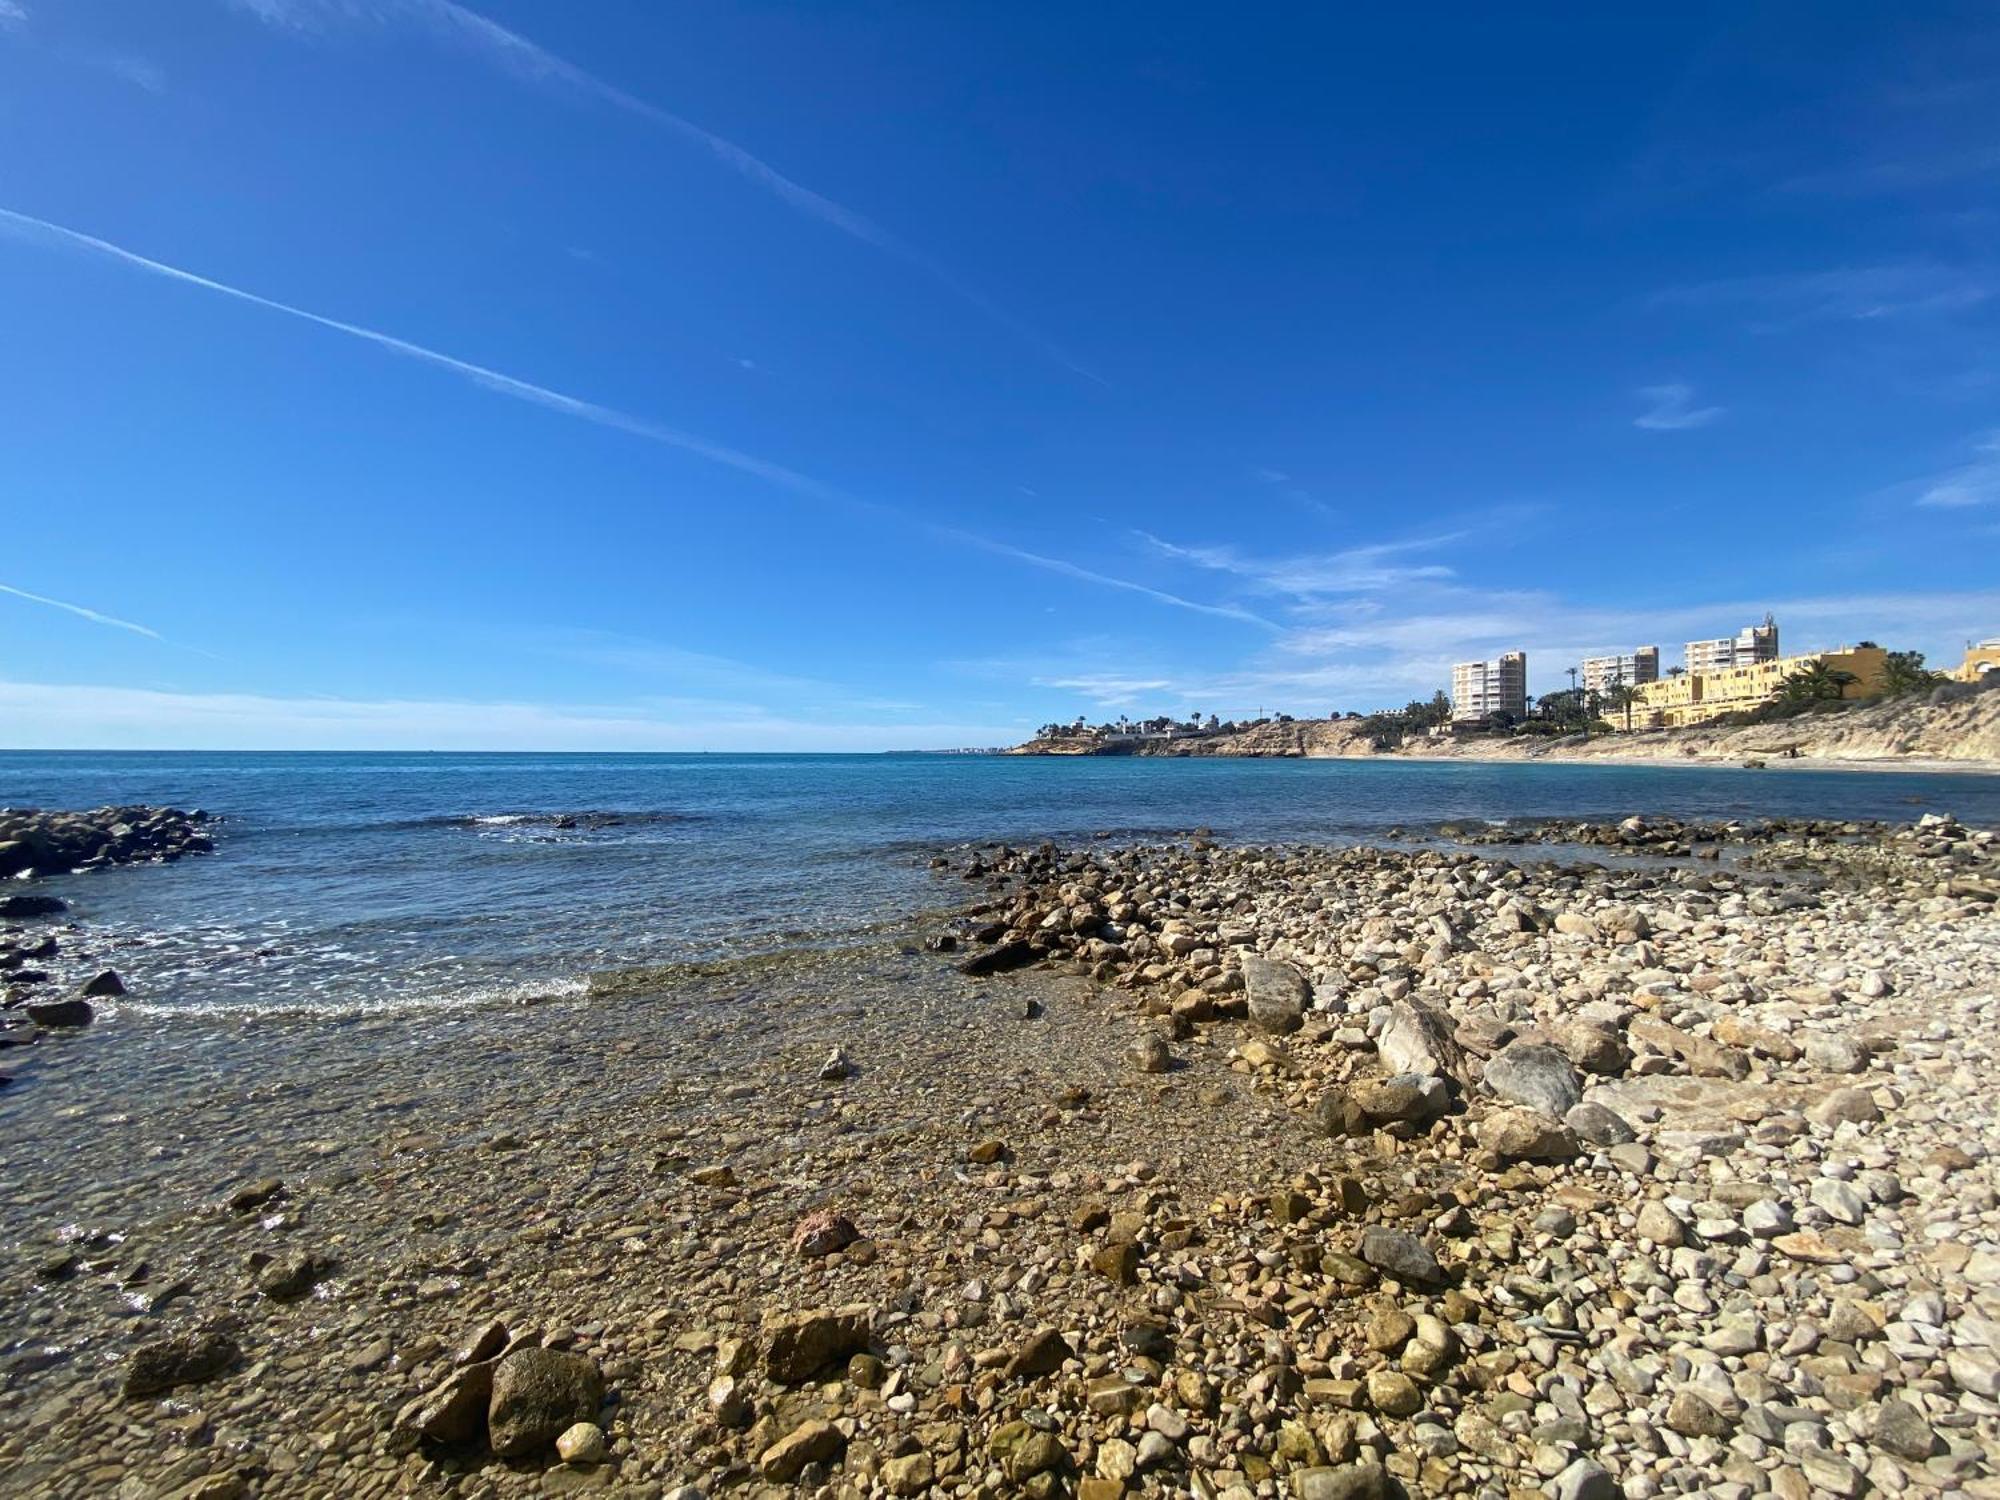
117,973,590,1021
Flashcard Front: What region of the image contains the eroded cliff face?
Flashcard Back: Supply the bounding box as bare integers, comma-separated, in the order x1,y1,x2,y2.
1407,680,2000,767
1010,679,2000,767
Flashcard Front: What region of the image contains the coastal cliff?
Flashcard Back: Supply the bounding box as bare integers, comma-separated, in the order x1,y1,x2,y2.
1010,676,2000,769
1009,718,1380,759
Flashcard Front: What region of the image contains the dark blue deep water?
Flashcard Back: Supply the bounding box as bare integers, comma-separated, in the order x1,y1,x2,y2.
4,751,1997,1016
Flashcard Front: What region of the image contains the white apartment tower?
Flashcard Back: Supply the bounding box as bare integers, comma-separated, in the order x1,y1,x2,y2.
1685,615,1779,674
1452,652,1528,721
1581,646,1660,697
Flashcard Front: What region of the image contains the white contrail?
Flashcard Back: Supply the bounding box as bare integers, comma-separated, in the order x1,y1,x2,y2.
0,206,836,499
4,206,1258,628
0,581,162,639
231,0,1104,384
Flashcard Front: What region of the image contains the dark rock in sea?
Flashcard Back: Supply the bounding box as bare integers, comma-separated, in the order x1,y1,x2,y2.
0,894,67,919
226,1178,286,1214
957,938,1038,976
486,1346,605,1457
124,1328,242,1398
0,806,215,880
256,1249,336,1301
80,969,127,998
25,997,93,1029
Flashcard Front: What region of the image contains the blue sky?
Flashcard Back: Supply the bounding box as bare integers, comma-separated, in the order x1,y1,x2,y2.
3,1,1998,749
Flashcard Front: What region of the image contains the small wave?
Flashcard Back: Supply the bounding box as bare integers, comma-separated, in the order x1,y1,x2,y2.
120,974,591,1021
380,810,703,832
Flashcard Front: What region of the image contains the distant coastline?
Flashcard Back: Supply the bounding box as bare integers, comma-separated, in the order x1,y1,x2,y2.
1006,680,2000,774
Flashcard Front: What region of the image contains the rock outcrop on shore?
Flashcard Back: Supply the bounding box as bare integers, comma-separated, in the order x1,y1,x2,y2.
0,805,215,880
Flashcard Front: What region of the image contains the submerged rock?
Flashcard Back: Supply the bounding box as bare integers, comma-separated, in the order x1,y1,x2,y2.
487,1347,604,1458
764,1306,870,1384
124,1329,241,1398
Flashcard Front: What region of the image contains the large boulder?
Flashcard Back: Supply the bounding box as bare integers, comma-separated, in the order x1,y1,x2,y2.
1482,1042,1583,1116
1242,956,1310,1034
1477,1107,1580,1162
1349,1073,1450,1124
486,1347,604,1458
1554,1018,1630,1075
1377,1002,1465,1082
765,1305,871,1384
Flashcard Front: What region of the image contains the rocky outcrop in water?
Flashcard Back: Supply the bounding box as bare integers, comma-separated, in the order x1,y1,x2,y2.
0,806,215,880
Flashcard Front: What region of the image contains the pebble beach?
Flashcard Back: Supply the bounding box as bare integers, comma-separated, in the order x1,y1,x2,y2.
3,803,1998,1500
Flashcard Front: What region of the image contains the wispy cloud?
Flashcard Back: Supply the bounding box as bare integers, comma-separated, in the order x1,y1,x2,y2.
97,54,166,93
0,1,27,29
1137,531,1461,598
0,206,837,501
1633,382,1723,431
1654,263,1993,326
933,527,1279,630
0,581,163,640
228,0,1099,383
1914,432,2000,508
0,678,1023,752
975,585,2000,718
1780,144,2000,198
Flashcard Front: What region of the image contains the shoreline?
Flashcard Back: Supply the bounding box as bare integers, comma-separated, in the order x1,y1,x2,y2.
1008,743,2000,776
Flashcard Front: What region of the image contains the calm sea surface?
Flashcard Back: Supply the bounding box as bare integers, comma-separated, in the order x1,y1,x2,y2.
5,750,1999,1017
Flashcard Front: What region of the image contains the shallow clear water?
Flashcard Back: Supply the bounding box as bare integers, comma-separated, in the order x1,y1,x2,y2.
4,750,1997,1016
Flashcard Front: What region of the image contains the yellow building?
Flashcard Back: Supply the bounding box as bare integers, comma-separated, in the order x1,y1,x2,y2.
1625,646,1888,731
1955,639,2000,682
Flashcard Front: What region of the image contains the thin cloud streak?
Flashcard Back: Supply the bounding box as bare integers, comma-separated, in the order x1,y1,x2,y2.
1633,383,1723,431
1653,263,1994,326
0,211,1245,631
230,0,1102,384
1915,433,2000,508
933,527,1280,631
0,581,162,640
0,207,837,501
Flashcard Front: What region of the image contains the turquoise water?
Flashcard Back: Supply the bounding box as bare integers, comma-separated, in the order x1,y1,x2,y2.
3,750,1996,1016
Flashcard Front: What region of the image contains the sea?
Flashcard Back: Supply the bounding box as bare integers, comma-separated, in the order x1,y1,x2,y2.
6,750,2000,1019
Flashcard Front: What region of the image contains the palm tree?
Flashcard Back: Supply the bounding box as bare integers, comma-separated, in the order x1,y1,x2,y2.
1778,660,1859,704
1601,682,1641,731
1880,651,1943,697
